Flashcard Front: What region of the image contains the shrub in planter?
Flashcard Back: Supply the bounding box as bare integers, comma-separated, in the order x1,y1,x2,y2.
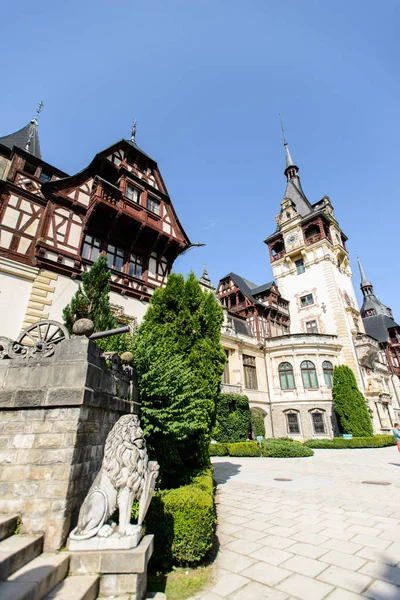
227,442,261,457
214,394,251,443
305,435,396,449
145,468,215,569
209,443,229,456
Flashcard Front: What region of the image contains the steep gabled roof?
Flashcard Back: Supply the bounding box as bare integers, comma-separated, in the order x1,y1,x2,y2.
283,177,313,217
363,314,399,344
0,120,41,159
221,272,275,304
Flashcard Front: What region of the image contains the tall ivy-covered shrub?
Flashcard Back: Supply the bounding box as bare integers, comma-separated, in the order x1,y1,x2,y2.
214,394,251,443
332,365,373,437
134,272,226,487
251,409,266,438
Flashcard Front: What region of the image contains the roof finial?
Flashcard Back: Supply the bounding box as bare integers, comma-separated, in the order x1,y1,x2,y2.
278,113,295,170
131,120,137,143
26,100,44,152
33,100,44,124
279,113,287,145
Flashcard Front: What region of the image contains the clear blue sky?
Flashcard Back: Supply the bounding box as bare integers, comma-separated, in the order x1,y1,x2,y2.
1,1,399,314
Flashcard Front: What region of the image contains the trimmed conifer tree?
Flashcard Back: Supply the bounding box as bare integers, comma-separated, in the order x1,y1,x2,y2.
134,272,226,487
332,365,373,437
63,255,118,333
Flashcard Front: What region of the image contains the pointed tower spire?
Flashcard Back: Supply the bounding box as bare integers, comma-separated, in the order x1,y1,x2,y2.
199,264,214,291
0,102,43,159
279,114,295,169
357,256,372,291
277,115,311,216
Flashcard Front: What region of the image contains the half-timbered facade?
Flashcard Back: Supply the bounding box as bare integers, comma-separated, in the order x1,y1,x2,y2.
0,116,190,339
216,273,290,341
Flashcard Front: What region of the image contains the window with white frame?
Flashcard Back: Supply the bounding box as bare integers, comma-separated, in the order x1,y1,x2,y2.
243,355,258,389
286,411,300,434
278,362,296,390
300,293,314,307
301,360,318,389
107,244,124,272
323,361,334,388
126,183,140,203
295,258,305,275
129,253,143,278
82,235,101,261
306,320,318,334
311,411,326,434
222,350,230,384
147,195,160,215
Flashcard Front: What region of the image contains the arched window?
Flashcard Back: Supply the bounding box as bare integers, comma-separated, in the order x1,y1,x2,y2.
323,361,334,389
285,411,300,434
279,362,296,390
301,360,318,389
310,410,326,434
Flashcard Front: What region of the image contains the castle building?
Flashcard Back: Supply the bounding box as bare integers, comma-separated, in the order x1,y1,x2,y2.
0,109,190,341
216,134,400,439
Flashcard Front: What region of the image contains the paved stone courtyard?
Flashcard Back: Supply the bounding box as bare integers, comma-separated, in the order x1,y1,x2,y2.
191,447,400,600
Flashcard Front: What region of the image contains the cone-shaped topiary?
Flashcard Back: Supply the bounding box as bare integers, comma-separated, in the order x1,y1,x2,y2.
134,272,226,487
332,365,373,437
251,409,266,438
63,255,117,333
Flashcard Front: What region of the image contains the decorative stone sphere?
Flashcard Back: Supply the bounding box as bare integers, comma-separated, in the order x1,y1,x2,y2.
72,318,94,337
120,351,134,364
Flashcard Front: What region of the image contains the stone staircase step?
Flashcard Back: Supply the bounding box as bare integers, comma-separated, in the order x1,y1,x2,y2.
0,534,43,580
0,515,19,542
44,574,99,600
0,552,69,600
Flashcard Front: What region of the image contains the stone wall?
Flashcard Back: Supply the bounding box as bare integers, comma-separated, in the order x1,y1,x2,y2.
0,336,134,551
270,401,339,440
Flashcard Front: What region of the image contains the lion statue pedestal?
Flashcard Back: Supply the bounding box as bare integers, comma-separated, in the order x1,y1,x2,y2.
67,414,159,598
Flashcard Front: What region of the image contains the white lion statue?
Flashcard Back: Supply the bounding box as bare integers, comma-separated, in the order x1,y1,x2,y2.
69,414,159,543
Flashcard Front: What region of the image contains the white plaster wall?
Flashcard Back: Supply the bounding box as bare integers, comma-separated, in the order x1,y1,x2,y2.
47,275,80,323
0,272,32,339
108,291,149,324
47,275,150,325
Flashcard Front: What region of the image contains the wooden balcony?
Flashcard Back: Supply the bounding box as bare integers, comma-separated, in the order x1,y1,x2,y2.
90,178,163,235
271,250,286,262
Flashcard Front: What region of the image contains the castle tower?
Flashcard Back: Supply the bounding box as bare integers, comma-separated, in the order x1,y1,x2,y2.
264,132,365,385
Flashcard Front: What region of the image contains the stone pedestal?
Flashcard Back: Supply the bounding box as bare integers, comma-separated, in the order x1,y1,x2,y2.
0,337,136,551
69,534,153,599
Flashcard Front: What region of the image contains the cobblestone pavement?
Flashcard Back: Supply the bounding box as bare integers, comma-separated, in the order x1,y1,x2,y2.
190,447,400,600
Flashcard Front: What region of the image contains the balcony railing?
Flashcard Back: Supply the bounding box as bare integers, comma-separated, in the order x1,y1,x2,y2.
305,234,322,246
271,251,286,262
221,383,243,394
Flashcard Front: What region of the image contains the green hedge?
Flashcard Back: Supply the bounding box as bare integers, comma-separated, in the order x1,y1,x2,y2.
209,439,314,458
304,435,396,449
262,439,314,457
228,442,261,457
144,467,215,569
214,393,251,443
209,442,228,456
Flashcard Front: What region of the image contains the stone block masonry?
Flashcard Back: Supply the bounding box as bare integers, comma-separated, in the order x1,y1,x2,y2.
0,336,133,551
